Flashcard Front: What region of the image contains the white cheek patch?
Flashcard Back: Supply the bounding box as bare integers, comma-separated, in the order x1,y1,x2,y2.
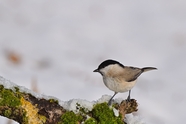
99,66,110,75
100,64,123,76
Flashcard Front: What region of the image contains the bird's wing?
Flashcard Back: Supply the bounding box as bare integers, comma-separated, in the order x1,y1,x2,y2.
122,66,143,82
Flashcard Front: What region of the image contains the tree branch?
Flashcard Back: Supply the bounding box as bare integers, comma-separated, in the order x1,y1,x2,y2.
0,77,138,124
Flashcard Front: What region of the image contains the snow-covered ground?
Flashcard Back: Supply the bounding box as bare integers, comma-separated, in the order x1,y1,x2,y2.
0,0,186,124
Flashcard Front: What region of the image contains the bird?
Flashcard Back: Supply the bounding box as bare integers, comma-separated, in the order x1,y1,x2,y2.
93,59,157,105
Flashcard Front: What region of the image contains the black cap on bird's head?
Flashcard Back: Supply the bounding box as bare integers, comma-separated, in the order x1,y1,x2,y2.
93,59,124,72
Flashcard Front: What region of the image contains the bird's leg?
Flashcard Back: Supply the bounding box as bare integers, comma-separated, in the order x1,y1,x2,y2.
127,90,131,102
108,92,117,106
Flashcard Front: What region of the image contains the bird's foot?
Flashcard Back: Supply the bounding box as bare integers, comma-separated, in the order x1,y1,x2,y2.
108,99,112,106
126,96,131,102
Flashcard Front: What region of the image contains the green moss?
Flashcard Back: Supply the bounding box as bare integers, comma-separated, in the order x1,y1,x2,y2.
0,87,21,107
0,85,4,91
59,111,83,124
49,99,59,104
92,102,124,124
58,102,124,124
38,115,47,123
14,87,20,92
4,109,12,117
22,110,29,124
84,117,97,124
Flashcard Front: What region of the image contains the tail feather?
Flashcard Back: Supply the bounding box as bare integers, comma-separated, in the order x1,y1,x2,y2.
142,67,157,72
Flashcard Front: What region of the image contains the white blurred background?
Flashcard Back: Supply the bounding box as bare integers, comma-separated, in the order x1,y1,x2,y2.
0,0,186,124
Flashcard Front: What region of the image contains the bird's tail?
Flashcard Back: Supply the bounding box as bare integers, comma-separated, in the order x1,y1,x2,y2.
142,67,157,72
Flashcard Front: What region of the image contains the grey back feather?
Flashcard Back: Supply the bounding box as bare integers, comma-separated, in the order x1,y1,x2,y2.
124,67,157,82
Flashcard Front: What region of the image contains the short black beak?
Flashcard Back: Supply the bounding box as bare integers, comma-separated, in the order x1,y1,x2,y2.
93,69,99,72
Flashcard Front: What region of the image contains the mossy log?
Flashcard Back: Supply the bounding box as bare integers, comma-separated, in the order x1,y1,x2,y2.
0,83,138,124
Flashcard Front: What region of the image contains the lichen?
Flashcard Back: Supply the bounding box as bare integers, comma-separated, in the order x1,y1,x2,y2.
20,97,46,124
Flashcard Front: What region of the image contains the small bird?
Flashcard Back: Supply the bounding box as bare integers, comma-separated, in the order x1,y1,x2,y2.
93,59,157,105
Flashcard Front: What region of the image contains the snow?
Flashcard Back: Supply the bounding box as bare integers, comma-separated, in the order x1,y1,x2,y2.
0,0,186,124
96,94,111,103
113,108,119,117
62,99,94,114
0,76,60,101
0,76,17,90
125,114,145,124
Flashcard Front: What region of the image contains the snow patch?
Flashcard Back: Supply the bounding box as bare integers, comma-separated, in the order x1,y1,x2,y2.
113,108,119,117
125,114,145,124
0,76,61,101
0,76,18,90
62,99,94,113
96,94,111,103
